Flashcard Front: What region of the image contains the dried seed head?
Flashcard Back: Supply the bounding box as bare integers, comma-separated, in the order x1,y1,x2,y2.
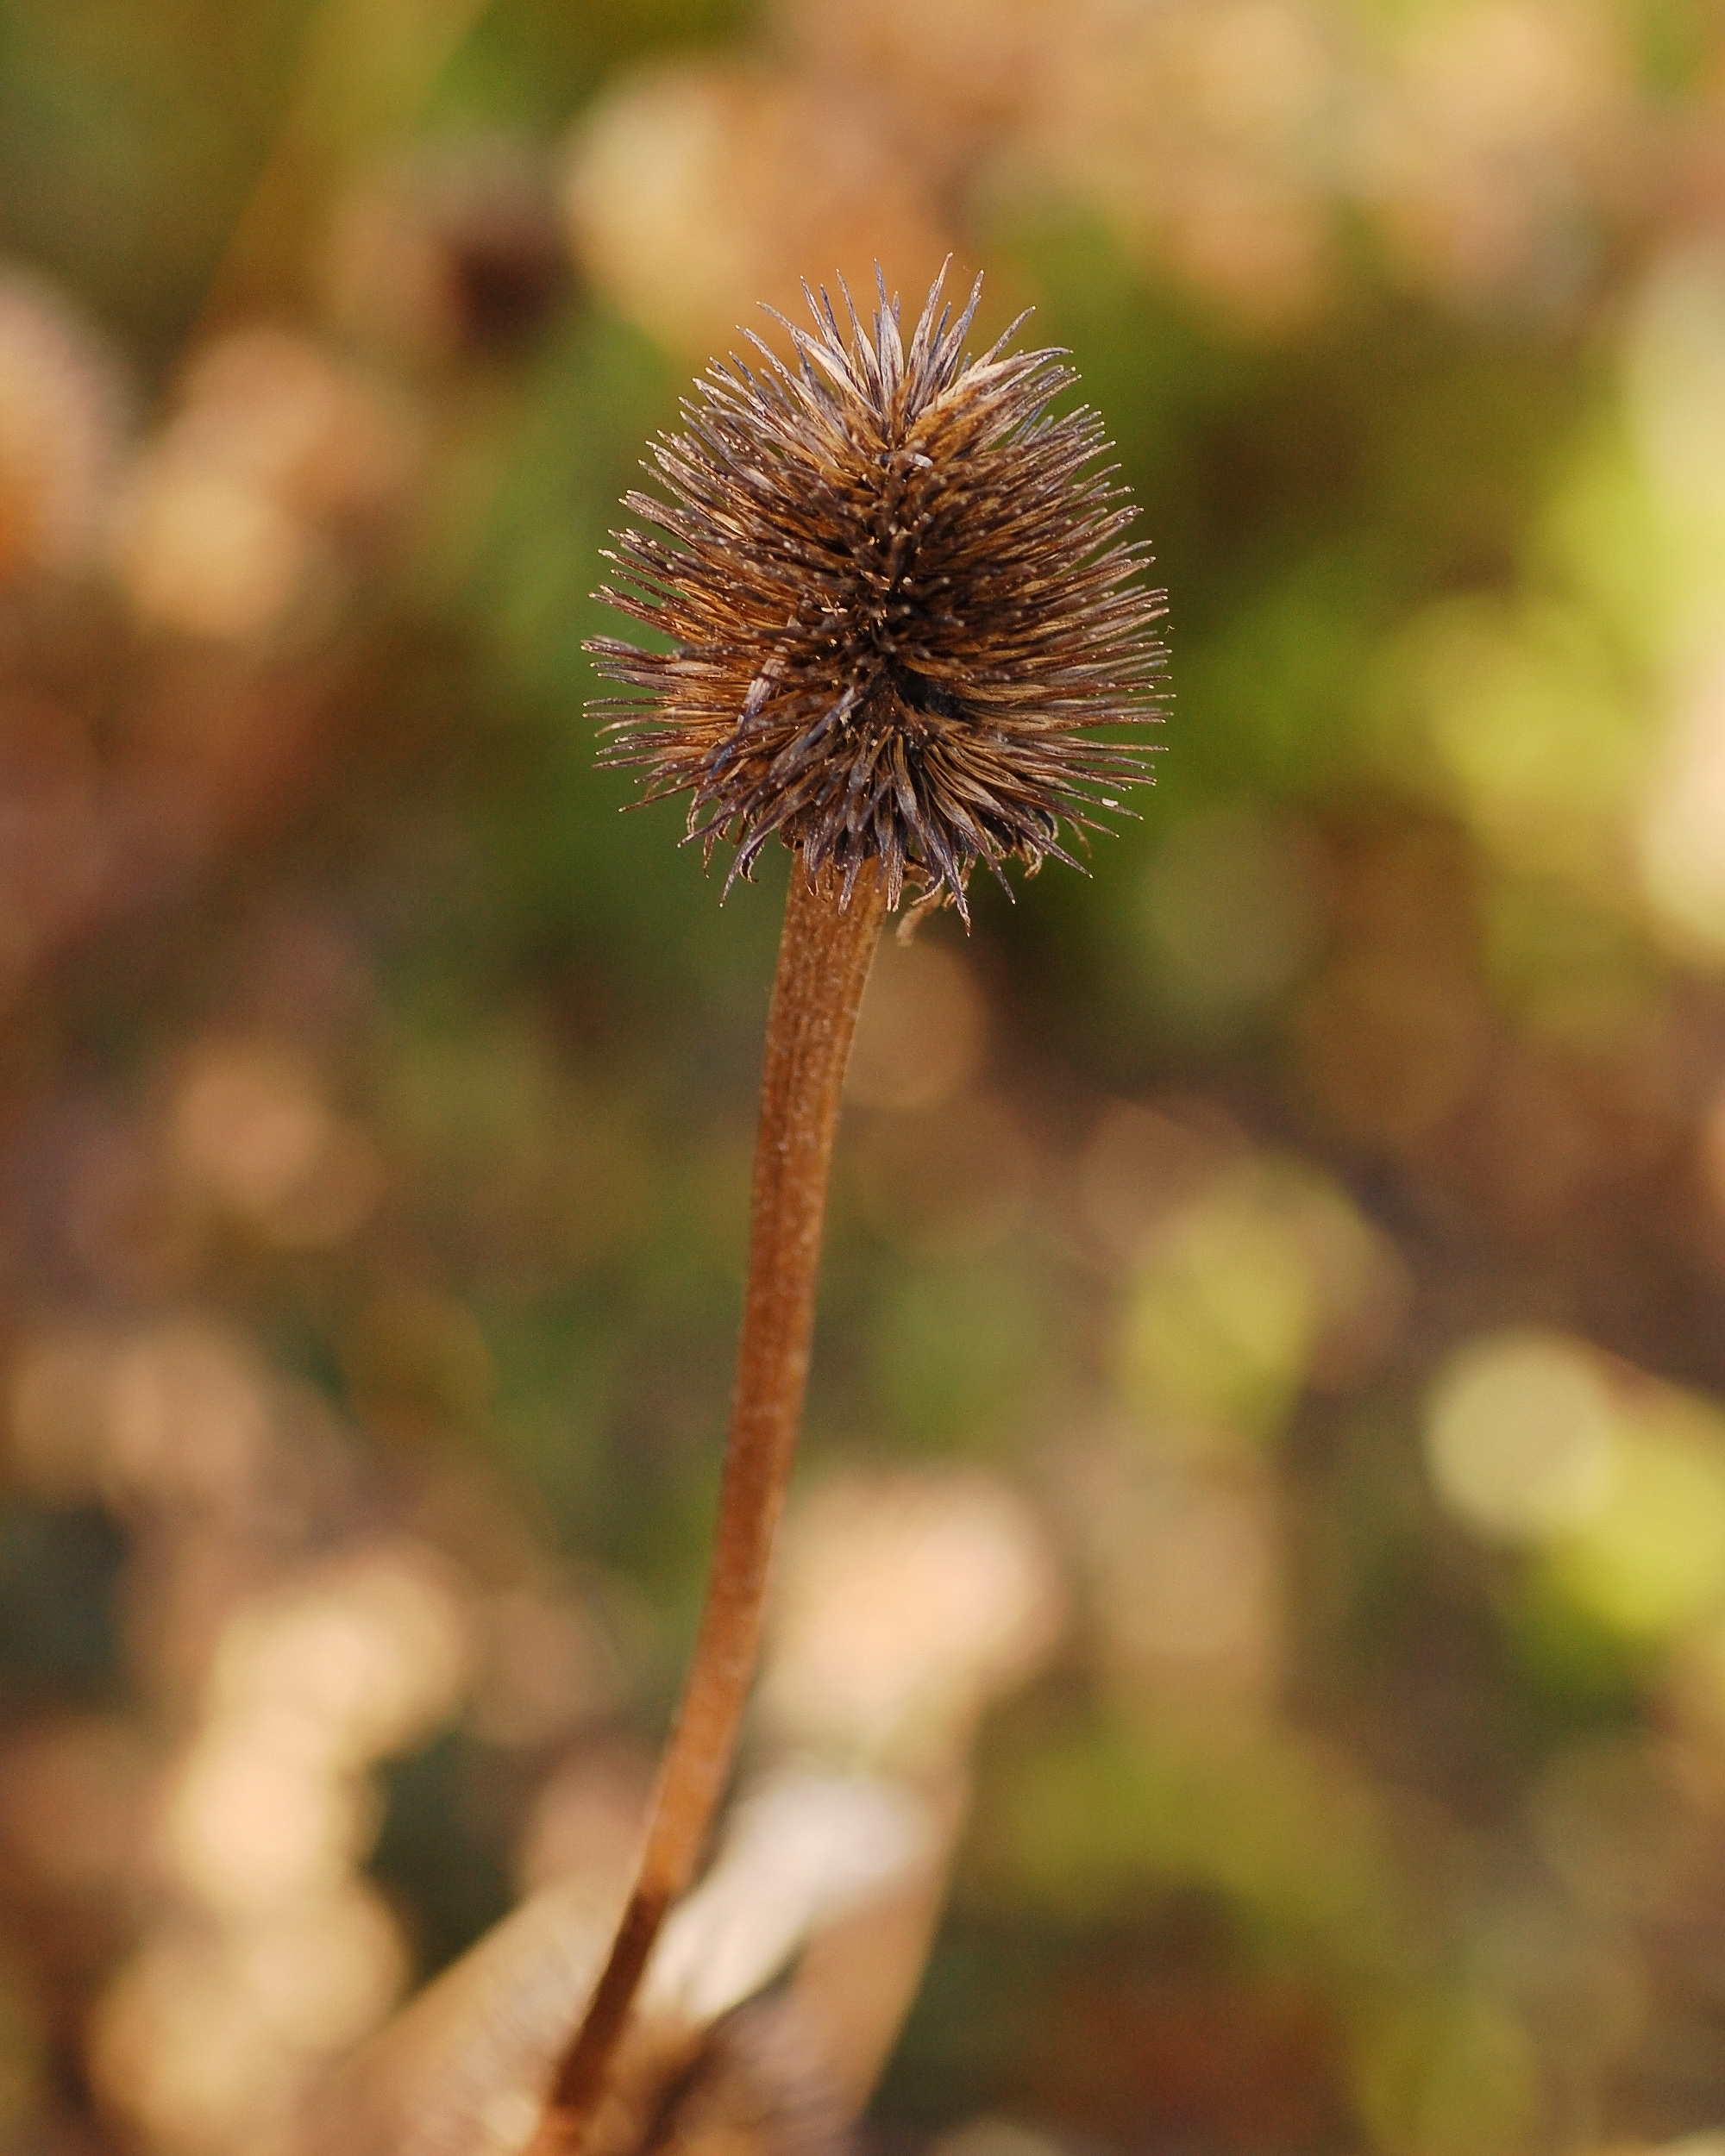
590,265,1166,920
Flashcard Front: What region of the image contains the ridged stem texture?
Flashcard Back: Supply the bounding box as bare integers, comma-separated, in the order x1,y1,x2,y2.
536,856,886,2151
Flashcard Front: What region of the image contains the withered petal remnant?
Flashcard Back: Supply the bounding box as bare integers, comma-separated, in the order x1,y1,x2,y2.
589,263,1167,919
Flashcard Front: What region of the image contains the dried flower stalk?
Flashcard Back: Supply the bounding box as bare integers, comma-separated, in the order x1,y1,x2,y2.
538,265,1164,2151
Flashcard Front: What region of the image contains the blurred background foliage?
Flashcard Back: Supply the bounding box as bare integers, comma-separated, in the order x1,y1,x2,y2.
5,0,1725,2152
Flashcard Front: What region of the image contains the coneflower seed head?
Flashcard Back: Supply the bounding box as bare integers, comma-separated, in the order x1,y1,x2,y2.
590,266,1167,919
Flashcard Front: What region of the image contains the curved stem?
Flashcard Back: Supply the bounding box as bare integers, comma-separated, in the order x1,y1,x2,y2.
538,855,887,2148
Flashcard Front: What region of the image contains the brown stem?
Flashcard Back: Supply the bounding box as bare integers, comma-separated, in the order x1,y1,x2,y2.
537,854,887,2149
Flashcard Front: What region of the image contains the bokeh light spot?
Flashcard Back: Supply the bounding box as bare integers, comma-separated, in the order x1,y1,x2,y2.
1425,1330,1618,1545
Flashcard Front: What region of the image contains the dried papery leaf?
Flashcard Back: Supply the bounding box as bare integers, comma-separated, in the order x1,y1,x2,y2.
770,1771,968,2120
288,1879,618,2156
289,1772,936,2156
643,1771,934,2031
296,1467,1070,2153
604,1998,855,2156
555,2000,853,2156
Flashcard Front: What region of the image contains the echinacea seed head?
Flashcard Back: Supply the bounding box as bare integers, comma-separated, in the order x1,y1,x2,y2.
588,263,1168,921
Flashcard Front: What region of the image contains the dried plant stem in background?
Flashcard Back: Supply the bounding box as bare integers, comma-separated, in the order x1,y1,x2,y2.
536,857,886,2151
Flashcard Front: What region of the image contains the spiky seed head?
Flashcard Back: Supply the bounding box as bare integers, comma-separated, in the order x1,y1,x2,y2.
588,264,1167,921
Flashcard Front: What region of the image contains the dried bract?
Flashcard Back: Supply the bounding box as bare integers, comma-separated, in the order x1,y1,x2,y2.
590,267,1166,918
